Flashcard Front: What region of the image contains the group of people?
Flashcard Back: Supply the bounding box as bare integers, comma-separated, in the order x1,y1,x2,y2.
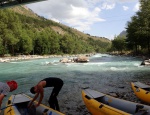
0,77,63,112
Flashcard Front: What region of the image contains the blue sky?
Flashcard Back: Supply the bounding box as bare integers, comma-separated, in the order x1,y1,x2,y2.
27,0,140,40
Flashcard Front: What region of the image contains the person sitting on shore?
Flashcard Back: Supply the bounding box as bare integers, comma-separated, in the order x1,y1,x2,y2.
0,80,18,109
28,77,63,111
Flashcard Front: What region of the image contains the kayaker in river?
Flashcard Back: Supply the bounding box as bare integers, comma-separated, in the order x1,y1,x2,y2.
28,77,63,111
0,81,18,110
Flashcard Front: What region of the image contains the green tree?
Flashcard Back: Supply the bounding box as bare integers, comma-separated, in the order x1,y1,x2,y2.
18,30,33,54
126,0,150,55
112,36,126,53
60,34,75,54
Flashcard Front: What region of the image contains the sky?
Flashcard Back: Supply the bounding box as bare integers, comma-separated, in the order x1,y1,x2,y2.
26,0,140,40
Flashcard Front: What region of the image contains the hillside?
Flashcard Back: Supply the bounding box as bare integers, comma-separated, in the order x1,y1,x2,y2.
0,6,111,56
10,6,110,43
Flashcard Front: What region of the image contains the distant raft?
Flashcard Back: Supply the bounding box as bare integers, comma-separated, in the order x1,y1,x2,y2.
131,81,150,104
4,93,64,115
82,88,150,115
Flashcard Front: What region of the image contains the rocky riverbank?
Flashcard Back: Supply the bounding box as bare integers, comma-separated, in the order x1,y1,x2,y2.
0,54,93,63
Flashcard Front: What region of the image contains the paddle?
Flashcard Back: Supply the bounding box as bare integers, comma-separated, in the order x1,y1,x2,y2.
0,104,14,110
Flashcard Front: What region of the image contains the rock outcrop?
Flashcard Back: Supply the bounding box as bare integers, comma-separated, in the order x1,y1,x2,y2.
141,59,150,66
60,56,89,63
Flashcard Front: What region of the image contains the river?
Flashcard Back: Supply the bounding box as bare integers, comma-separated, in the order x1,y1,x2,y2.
0,54,150,115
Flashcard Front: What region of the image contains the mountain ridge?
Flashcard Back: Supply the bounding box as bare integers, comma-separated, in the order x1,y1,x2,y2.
119,30,127,37
10,6,111,43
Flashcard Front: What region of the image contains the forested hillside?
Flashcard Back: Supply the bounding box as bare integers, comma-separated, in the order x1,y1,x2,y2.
0,6,111,56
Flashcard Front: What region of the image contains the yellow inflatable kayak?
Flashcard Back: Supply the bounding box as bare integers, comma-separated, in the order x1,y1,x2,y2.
82,88,150,115
4,93,64,115
131,81,150,104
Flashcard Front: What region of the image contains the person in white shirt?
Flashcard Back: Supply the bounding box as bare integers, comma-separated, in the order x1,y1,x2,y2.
0,80,18,110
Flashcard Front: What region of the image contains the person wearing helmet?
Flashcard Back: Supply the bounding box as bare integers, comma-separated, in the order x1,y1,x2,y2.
0,80,18,109
28,77,63,111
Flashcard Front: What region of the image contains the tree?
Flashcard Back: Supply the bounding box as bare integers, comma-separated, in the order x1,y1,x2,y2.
60,34,75,54
126,0,150,55
46,29,60,54
112,36,126,53
18,30,33,54
126,16,141,54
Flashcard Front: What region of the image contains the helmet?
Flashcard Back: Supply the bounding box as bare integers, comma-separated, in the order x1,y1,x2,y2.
7,80,18,91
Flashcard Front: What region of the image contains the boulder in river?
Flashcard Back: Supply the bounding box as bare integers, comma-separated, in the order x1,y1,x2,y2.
141,59,150,66
60,56,89,63
75,56,89,63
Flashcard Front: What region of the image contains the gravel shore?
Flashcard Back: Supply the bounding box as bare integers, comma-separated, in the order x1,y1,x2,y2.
62,80,150,115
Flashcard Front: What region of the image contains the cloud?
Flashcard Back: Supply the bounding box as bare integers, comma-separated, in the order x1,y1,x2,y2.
63,6,105,31
70,5,89,18
123,6,129,11
27,0,105,32
26,0,138,33
133,2,140,12
106,34,115,40
117,0,137,2
101,2,115,10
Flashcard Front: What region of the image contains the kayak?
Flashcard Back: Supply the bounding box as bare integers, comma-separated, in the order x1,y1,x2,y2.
131,81,150,104
82,88,150,115
4,93,64,115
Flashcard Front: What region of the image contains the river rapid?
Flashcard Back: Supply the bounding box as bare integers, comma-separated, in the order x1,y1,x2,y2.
0,54,150,115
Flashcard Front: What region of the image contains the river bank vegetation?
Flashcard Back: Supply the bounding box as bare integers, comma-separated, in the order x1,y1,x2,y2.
111,0,150,57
